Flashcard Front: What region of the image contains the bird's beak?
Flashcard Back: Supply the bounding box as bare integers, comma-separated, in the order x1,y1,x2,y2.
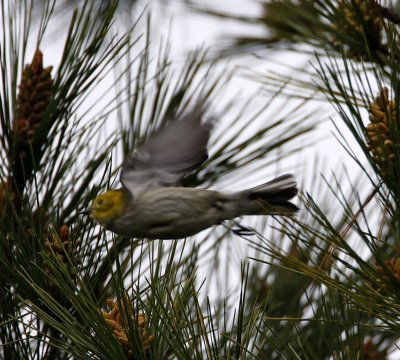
80,208,91,216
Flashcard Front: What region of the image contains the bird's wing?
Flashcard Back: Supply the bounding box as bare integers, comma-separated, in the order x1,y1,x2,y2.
120,109,211,197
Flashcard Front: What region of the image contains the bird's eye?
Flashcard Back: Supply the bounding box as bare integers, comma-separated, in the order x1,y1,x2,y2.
97,199,104,206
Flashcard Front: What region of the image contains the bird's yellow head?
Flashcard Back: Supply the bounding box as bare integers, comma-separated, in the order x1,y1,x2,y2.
89,189,126,224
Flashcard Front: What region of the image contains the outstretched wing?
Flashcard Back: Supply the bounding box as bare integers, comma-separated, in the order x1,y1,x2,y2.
121,109,211,197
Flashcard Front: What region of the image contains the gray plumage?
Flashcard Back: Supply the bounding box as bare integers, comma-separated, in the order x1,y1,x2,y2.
121,110,210,197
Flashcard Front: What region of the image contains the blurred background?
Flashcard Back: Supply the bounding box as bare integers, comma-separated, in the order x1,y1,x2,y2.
1,0,400,359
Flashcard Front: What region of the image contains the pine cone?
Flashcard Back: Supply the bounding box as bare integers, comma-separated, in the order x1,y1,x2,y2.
363,338,387,360
44,225,81,275
13,50,53,163
340,0,383,34
366,87,397,170
11,49,54,196
13,49,53,150
373,257,400,294
100,293,154,358
0,180,17,216
337,0,384,60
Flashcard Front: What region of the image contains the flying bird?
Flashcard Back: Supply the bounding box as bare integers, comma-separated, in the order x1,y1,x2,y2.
85,109,298,239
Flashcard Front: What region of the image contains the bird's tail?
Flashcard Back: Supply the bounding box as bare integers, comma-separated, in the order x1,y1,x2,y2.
239,174,299,216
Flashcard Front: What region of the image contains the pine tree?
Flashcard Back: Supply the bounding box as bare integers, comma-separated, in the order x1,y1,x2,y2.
1,0,398,359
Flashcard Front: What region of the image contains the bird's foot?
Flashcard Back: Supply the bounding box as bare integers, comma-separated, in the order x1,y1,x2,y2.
220,220,255,236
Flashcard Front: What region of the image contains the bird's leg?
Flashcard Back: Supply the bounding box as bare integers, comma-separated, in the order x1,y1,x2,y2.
219,220,255,236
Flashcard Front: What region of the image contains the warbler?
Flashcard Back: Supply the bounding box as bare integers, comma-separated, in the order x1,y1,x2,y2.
84,109,299,239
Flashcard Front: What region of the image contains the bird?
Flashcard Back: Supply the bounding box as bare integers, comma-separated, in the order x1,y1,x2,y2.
84,109,299,239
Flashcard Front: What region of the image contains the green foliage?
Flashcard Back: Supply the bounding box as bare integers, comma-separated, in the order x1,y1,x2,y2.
189,0,400,358
2,0,400,359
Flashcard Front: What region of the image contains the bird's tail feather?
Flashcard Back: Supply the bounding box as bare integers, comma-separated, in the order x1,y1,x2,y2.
241,174,299,215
